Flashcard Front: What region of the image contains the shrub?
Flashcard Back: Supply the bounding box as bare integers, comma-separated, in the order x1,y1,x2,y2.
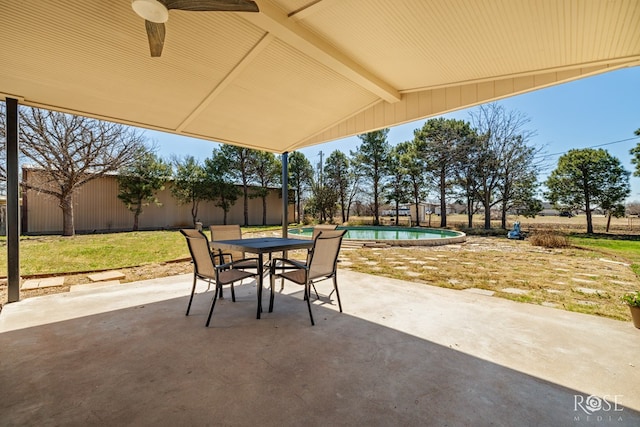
347,217,370,226
459,227,509,237
529,231,569,248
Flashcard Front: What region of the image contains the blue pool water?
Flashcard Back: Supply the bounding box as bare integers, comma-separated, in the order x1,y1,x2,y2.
288,226,462,241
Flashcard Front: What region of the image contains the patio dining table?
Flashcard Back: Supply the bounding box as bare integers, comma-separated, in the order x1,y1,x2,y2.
210,237,314,319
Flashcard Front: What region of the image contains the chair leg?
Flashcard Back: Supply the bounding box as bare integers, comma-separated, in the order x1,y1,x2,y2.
186,274,198,316
230,283,236,302
206,283,221,327
305,281,315,326
269,270,276,312
311,282,320,299
333,275,342,312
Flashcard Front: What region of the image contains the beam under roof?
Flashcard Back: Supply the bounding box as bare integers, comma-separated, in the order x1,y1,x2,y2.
242,0,401,104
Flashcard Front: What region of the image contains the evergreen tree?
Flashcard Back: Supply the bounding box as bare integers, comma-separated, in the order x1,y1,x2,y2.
171,156,210,226
324,151,351,223
288,152,314,223
545,148,630,234
414,118,473,227
351,129,390,226
250,151,281,225
204,148,241,225
117,150,172,231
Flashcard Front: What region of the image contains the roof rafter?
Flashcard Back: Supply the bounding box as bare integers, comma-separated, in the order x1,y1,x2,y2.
288,0,340,22
242,0,401,103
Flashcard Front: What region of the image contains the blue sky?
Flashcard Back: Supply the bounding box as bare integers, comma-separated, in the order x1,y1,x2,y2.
151,66,640,202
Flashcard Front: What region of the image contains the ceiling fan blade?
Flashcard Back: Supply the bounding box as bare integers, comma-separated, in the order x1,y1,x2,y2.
162,0,259,12
145,20,166,57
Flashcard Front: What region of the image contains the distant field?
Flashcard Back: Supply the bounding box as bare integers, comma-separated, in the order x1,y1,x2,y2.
380,213,640,235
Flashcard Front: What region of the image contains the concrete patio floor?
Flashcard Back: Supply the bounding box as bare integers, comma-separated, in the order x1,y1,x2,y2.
1,269,639,426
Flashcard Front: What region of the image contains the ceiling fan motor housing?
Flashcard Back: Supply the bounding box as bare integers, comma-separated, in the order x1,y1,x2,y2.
132,0,169,23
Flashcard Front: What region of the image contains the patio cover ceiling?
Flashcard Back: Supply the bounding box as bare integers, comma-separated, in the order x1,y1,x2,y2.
1,0,639,154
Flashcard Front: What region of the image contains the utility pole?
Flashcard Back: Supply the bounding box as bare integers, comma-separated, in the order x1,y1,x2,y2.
317,150,324,187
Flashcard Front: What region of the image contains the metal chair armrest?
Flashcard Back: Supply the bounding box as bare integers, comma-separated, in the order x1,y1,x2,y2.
215,259,258,272
270,257,308,273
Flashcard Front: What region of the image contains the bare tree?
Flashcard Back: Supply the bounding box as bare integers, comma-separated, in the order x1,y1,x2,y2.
344,161,362,223
470,103,536,229
495,135,541,228
20,108,145,236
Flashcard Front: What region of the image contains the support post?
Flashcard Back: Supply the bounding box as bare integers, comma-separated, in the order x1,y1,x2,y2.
281,151,288,238
6,98,20,303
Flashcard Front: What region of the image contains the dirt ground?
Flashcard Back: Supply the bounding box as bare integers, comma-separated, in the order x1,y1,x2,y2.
0,260,193,308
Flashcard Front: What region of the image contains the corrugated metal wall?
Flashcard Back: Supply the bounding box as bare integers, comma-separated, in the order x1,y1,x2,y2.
23,170,290,234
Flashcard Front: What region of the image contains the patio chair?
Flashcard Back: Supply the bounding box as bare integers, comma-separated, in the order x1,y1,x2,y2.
180,229,260,327
312,224,338,239
277,224,339,292
209,225,260,270
269,229,347,325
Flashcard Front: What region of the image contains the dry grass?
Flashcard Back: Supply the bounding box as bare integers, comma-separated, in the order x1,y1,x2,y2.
528,231,570,248
337,236,639,322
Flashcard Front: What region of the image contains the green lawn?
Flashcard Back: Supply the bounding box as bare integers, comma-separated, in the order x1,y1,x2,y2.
569,234,640,277
0,226,282,276
0,231,188,276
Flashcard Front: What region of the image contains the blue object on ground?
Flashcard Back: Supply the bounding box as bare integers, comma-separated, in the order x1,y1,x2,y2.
507,221,524,240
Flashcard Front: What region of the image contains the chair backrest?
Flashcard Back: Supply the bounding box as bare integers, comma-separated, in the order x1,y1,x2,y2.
181,228,205,239
312,224,338,240
307,229,347,279
210,224,245,260
180,229,216,278
209,224,242,240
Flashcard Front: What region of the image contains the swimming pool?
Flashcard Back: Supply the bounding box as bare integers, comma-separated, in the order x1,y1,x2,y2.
288,226,466,247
